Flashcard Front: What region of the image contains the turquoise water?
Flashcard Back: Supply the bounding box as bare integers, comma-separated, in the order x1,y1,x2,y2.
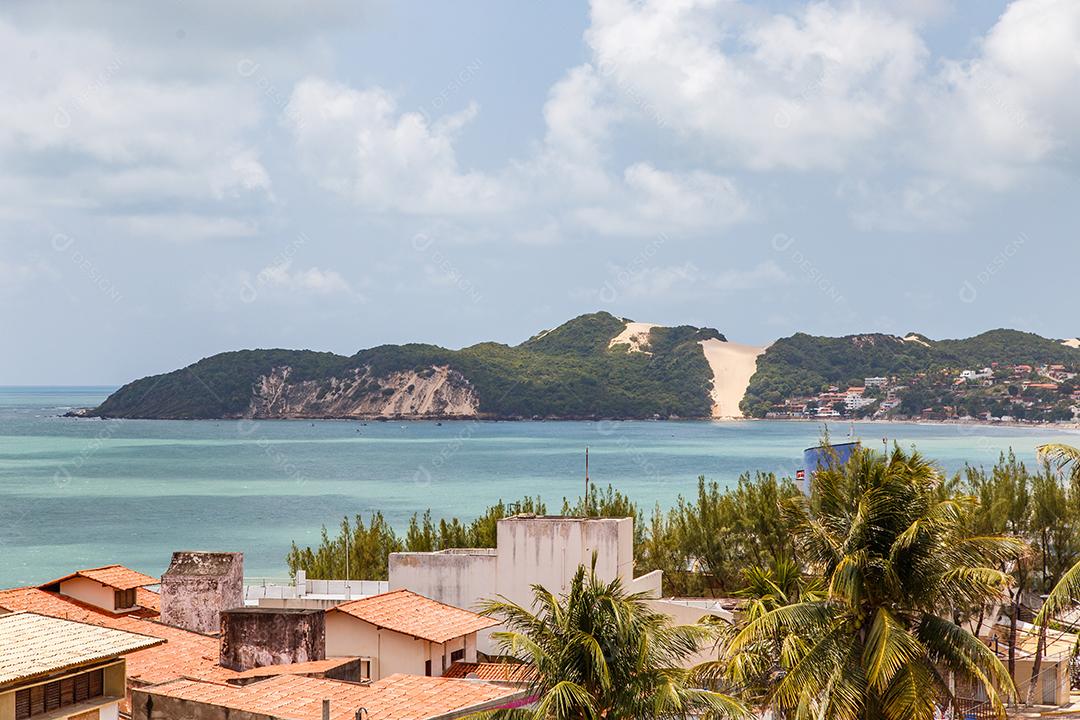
1,386,1077,588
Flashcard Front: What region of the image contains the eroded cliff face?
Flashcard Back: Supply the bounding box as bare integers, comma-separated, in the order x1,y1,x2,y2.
246,364,479,418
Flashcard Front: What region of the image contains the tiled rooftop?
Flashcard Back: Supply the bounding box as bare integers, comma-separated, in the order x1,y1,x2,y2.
139,673,525,720
40,565,159,591
0,585,158,620
230,658,360,681
443,661,536,684
0,586,240,687
0,612,164,687
329,589,497,644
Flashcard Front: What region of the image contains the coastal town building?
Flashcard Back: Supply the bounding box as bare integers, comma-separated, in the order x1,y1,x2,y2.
0,612,163,720
131,672,527,720
324,589,496,680
2,555,529,714
0,559,359,710
245,574,388,609
37,566,160,616
388,514,729,661
981,620,1075,707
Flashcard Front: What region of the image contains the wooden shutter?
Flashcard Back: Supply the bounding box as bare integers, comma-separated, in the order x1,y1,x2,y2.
15,689,31,720
44,681,61,711
74,672,90,702
88,669,103,698
60,677,75,705
29,684,45,716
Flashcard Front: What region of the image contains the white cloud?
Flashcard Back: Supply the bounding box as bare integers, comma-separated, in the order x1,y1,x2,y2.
920,0,1080,189
576,163,748,236
712,261,789,292
256,262,358,297
284,78,508,215
0,18,271,237
584,0,928,171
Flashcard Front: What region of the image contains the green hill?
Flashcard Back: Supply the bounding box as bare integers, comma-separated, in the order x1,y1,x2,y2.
89,312,722,420
740,329,1080,418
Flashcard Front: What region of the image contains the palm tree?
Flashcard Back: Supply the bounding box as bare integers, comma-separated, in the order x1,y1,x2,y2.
725,445,1022,720
1034,443,1080,624
710,559,824,713
468,560,747,719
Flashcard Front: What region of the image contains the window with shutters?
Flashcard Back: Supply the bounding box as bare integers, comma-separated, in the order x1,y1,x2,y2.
14,669,106,720
113,588,136,609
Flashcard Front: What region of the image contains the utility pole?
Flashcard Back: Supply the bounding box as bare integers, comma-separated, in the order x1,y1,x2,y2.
585,447,590,514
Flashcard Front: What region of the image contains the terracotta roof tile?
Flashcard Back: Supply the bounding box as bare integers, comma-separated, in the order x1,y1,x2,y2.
443,661,536,684
135,588,160,613
0,586,158,620
230,658,360,680
0,586,239,686
0,612,164,687
329,589,497,644
139,673,525,720
40,565,159,591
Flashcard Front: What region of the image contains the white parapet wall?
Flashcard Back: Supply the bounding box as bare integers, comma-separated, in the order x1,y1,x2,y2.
388,515,662,656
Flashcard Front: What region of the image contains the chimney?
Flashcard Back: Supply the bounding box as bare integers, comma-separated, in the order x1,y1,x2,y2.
219,607,325,671
160,551,243,634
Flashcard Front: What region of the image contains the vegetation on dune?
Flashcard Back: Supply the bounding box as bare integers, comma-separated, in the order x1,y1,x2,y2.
470,562,747,720
91,312,719,419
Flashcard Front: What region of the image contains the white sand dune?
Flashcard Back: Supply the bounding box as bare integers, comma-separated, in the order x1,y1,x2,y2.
699,338,767,419
903,334,931,348
1062,338,1080,349
609,322,660,353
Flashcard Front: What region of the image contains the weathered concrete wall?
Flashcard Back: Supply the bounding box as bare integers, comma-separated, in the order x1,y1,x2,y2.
389,517,641,656
219,608,325,671
131,691,272,720
389,549,497,611
495,516,633,611
160,552,243,634
388,549,497,652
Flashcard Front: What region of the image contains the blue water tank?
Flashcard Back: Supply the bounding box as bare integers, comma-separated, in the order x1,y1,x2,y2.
799,441,860,491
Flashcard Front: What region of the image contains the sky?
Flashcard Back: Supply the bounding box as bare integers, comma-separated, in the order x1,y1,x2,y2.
1,0,1078,384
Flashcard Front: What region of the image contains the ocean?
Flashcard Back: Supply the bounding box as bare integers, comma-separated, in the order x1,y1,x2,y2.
1,386,1077,588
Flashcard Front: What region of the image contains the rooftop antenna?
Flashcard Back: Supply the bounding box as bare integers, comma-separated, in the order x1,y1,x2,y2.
585,447,590,514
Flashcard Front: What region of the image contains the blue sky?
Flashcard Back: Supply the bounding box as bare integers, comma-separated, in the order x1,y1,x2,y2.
1,0,1078,384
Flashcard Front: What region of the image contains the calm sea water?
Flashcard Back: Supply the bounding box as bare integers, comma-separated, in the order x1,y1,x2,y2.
1,386,1077,588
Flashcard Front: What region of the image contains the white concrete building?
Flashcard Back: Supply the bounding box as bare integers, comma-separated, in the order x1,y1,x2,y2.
325,589,496,681
389,515,725,659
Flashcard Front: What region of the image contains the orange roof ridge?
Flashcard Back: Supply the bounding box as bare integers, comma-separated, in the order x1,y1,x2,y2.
136,673,525,720
329,589,497,644
39,564,160,591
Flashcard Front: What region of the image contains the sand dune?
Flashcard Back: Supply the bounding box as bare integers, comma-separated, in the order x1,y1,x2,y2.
608,322,660,353
699,338,766,419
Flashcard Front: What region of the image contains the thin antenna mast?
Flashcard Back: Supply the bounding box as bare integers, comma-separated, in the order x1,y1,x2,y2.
585,447,590,513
